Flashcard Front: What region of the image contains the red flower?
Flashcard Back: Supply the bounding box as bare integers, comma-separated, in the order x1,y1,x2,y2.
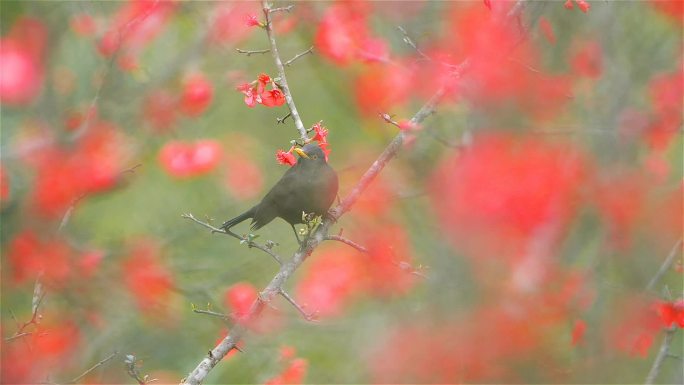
576,0,591,13
295,245,364,318
311,122,328,143
122,239,174,312
276,148,297,166
70,13,96,36
571,319,587,346
223,153,264,201
0,166,9,203
224,282,258,319
237,82,259,107
564,0,574,9
431,134,589,261
0,18,47,105
314,4,370,65
257,73,271,93
538,17,556,44
180,73,214,116
158,139,223,178
8,231,73,287
245,14,260,27
483,0,492,10
571,40,603,78
261,89,286,107
209,2,260,44
657,300,684,328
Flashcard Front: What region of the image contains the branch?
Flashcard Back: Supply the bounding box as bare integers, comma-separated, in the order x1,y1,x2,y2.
69,352,118,384
645,327,678,385
284,46,314,66
262,1,308,142
181,2,531,384
236,48,271,56
279,289,318,321
182,213,282,265
646,239,683,292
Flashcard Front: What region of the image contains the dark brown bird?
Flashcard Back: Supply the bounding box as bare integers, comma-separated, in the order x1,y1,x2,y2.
221,143,338,242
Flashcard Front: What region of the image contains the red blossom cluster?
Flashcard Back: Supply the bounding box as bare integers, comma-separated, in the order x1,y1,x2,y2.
16,120,133,218
143,73,214,132
158,139,222,178
296,226,417,319
122,239,175,315
275,122,330,166
7,230,104,288
0,17,47,105
2,319,82,384
657,300,684,328
564,0,591,13
236,73,286,108
222,282,283,334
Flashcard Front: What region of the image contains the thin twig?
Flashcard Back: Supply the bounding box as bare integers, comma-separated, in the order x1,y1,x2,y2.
645,327,678,385
192,308,232,322
181,213,282,265
279,289,318,321
276,112,291,124
646,239,683,291
69,352,118,384
284,46,314,66
262,1,308,142
4,332,32,342
236,48,271,56
325,235,368,253
268,5,294,14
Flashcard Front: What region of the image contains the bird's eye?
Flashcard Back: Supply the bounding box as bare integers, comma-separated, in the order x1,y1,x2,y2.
311,154,318,159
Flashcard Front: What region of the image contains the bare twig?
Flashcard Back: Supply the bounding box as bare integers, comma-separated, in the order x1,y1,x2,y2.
4,332,32,342
645,327,678,385
192,306,233,322
279,289,318,321
284,46,314,66
181,213,282,265
646,239,683,292
69,352,118,384
276,112,291,124
267,5,294,14
262,1,308,142
325,235,368,253
236,48,271,56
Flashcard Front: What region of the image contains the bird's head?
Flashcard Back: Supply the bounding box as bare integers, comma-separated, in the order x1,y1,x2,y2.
293,143,326,162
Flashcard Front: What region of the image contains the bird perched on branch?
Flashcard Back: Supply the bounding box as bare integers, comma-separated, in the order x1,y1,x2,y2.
221,143,338,243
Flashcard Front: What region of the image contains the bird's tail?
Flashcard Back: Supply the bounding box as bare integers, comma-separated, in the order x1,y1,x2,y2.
220,206,256,231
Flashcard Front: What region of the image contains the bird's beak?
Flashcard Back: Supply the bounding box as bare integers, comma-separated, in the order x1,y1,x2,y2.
293,147,309,159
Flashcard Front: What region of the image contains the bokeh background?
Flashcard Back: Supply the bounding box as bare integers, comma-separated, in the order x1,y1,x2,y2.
1,1,682,384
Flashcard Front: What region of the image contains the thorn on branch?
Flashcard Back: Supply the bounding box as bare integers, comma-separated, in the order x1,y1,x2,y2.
284,46,314,66
191,304,233,322
276,112,291,124
236,48,271,56
279,289,318,322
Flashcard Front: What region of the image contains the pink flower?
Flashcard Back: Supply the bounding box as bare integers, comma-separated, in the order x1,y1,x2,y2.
245,14,260,27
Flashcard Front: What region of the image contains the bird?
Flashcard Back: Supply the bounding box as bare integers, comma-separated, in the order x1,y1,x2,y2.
220,143,338,243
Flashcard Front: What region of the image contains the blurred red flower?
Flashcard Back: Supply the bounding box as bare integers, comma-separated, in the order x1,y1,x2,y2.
315,3,369,66
7,230,72,287
224,282,258,319
223,154,264,201
0,17,47,105
180,73,214,117
209,2,261,44
431,134,590,261
122,240,174,312
296,245,365,318
70,13,97,37
570,39,603,78
158,139,223,178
